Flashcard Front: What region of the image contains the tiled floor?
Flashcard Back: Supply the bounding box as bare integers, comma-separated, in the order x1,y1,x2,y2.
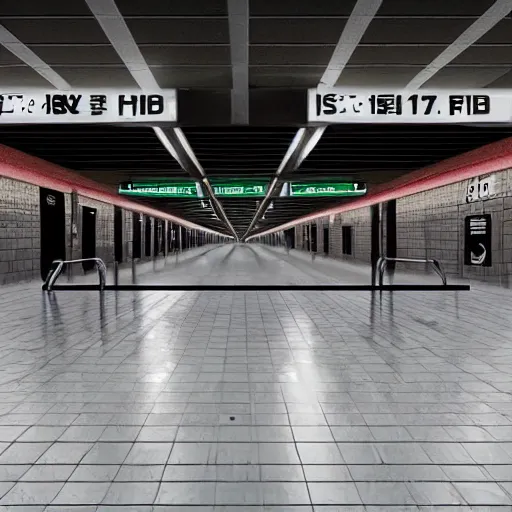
0,245,511,510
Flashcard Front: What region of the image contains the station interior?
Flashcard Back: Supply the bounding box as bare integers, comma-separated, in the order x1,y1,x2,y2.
0,0,512,509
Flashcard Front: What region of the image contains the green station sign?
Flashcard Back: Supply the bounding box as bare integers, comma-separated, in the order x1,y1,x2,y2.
119,180,268,198
290,182,367,197
212,182,267,197
119,182,198,198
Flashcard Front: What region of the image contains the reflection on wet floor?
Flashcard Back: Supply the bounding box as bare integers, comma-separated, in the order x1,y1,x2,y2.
0,245,510,507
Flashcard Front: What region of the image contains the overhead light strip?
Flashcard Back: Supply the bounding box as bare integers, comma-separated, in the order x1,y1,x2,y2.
0,25,71,89
406,0,512,89
319,0,383,87
85,0,237,238
228,0,249,124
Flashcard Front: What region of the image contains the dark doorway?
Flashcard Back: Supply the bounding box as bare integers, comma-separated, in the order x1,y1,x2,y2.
132,213,142,259
114,206,123,263
154,219,162,256
145,216,152,257
39,187,66,280
285,228,295,249
311,224,317,252
81,206,97,272
342,226,353,255
323,227,329,255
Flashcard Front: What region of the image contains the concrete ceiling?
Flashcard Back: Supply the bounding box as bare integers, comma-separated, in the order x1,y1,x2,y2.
1,0,512,238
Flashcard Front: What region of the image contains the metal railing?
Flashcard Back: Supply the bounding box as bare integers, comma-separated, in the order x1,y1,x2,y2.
42,258,107,291
377,256,447,286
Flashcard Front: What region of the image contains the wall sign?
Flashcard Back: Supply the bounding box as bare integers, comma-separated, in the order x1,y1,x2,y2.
308,88,512,123
0,89,177,123
464,214,492,267
466,175,496,203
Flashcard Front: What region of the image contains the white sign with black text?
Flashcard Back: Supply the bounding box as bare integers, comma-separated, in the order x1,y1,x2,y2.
308,88,512,123
0,89,177,123
466,175,497,203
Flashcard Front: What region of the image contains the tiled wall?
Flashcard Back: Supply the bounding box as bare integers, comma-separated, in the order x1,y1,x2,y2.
293,168,512,285
0,176,192,285
0,177,40,284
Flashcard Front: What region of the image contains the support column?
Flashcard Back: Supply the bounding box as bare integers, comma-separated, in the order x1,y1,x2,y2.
386,200,397,282
371,204,381,286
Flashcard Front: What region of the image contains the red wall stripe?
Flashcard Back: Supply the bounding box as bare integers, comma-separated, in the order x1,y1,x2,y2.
0,143,225,235
249,136,512,238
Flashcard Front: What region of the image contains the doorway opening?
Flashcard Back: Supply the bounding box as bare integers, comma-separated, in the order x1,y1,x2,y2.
81,206,97,272
145,216,152,257
132,213,142,259
114,206,123,263
311,224,317,252
39,188,66,280
323,226,329,255
342,226,353,255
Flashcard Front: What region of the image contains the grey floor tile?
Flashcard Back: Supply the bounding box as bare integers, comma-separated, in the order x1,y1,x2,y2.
303,465,352,482
406,482,464,505
0,482,63,505
17,427,67,443
36,443,92,465
115,464,164,481
261,465,304,482
214,482,263,505
454,482,512,505
330,427,374,442
136,426,177,442
20,465,75,482
0,464,31,481
375,443,430,464
58,426,106,442
0,443,52,464
162,464,217,481
291,427,334,442
51,482,110,504
308,482,361,505
155,482,215,505
102,482,159,504
297,444,343,464
168,443,215,464
337,444,381,464
123,443,172,465
69,465,120,482
99,426,141,442
0,426,28,442
355,482,416,505
80,442,131,465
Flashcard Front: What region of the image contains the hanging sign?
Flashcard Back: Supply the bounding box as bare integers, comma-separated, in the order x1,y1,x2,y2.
0,89,177,123
290,181,367,197
464,214,492,266
119,182,198,198
308,88,512,123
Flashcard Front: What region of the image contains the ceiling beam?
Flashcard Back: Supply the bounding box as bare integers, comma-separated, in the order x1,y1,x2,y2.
85,0,237,239
406,0,512,89
319,0,383,87
240,127,325,240
241,0,381,238
227,0,249,124
0,24,71,89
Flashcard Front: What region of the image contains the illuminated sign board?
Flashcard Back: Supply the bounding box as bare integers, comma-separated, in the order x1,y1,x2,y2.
119,181,268,198
213,183,267,197
309,88,512,123
119,182,199,198
0,89,177,124
290,182,367,197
